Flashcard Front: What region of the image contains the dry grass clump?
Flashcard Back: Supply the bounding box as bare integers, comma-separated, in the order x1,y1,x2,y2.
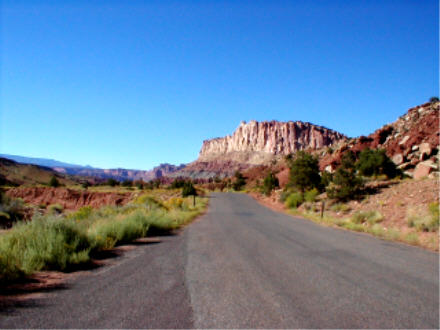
0,194,208,283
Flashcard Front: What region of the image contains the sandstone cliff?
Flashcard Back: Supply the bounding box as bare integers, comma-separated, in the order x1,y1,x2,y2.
198,120,346,164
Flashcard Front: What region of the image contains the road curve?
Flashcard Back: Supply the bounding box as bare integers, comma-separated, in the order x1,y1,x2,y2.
0,192,438,328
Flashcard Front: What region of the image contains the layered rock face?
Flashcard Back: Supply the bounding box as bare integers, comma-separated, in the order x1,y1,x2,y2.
198,120,346,164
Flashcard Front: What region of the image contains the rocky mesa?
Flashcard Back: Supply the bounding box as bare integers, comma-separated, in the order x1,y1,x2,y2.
198,120,346,164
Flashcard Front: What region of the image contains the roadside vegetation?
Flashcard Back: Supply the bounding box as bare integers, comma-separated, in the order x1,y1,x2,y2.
249,148,438,251
0,187,208,284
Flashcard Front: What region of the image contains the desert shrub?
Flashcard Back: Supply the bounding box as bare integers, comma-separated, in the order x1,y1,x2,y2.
121,180,133,187
288,151,321,192
47,203,64,214
164,197,186,210
67,206,94,220
106,178,119,187
285,192,304,209
331,203,351,213
49,176,60,187
407,204,439,232
0,193,25,225
304,188,319,203
90,211,150,249
182,182,197,197
327,151,363,201
232,171,246,191
320,171,333,188
351,211,383,225
1,217,92,274
82,181,90,189
356,148,400,178
134,194,167,210
262,171,279,196
170,179,186,189
430,96,439,103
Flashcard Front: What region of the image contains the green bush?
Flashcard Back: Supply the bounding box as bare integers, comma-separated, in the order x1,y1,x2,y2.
285,192,304,209
287,151,321,192
170,179,186,189
407,203,439,232
106,178,119,187
351,211,383,225
182,182,197,197
49,176,60,187
0,217,92,275
232,171,246,191
304,188,319,203
262,171,279,196
327,151,363,202
47,203,64,214
356,148,400,178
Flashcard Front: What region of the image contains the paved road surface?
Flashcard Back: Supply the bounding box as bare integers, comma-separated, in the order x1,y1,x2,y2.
1,193,438,328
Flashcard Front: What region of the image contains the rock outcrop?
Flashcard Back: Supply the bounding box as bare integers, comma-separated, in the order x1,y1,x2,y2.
320,101,440,178
198,120,346,164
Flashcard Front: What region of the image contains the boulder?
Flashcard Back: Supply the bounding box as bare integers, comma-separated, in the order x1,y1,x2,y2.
391,153,404,165
413,162,434,179
419,142,432,157
399,135,410,145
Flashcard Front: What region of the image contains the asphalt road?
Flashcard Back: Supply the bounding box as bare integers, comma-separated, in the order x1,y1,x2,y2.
1,192,438,328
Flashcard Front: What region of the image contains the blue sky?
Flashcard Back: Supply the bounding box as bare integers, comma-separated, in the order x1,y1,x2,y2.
1,0,438,170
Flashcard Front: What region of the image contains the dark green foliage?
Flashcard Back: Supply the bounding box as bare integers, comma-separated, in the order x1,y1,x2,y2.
232,171,246,191
106,178,119,187
430,96,439,103
320,171,333,188
288,151,321,192
262,171,279,196
121,180,133,187
0,193,25,227
135,181,144,190
49,176,60,187
171,179,186,189
81,181,90,189
327,151,363,202
182,182,197,197
356,148,400,178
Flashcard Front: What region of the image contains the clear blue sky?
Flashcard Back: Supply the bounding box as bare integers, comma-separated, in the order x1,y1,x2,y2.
1,0,438,170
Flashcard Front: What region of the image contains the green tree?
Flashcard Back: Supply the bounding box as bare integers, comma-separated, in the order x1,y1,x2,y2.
262,171,279,196
232,171,246,191
288,151,321,192
327,151,363,201
171,178,186,189
121,180,133,187
106,178,119,187
182,181,197,197
356,148,399,178
429,96,439,103
49,176,60,188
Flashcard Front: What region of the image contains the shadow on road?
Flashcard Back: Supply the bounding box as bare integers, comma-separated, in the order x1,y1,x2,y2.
0,236,166,315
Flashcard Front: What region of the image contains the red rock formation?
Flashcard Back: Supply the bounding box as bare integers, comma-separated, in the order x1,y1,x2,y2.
319,101,440,178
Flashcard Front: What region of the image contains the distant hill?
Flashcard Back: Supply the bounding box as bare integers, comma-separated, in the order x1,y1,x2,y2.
0,157,81,186
0,154,186,182
0,154,93,169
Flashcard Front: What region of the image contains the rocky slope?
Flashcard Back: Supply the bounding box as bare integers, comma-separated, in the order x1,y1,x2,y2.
320,101,439,178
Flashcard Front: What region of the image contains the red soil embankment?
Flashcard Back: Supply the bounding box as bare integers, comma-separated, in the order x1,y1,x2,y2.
5,187,133,210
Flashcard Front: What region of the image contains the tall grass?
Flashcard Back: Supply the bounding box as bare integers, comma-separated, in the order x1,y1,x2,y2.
0,194,208,283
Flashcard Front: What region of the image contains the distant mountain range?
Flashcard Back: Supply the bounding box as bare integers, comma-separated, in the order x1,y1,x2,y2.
0,154,94,169
0,154,186,182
